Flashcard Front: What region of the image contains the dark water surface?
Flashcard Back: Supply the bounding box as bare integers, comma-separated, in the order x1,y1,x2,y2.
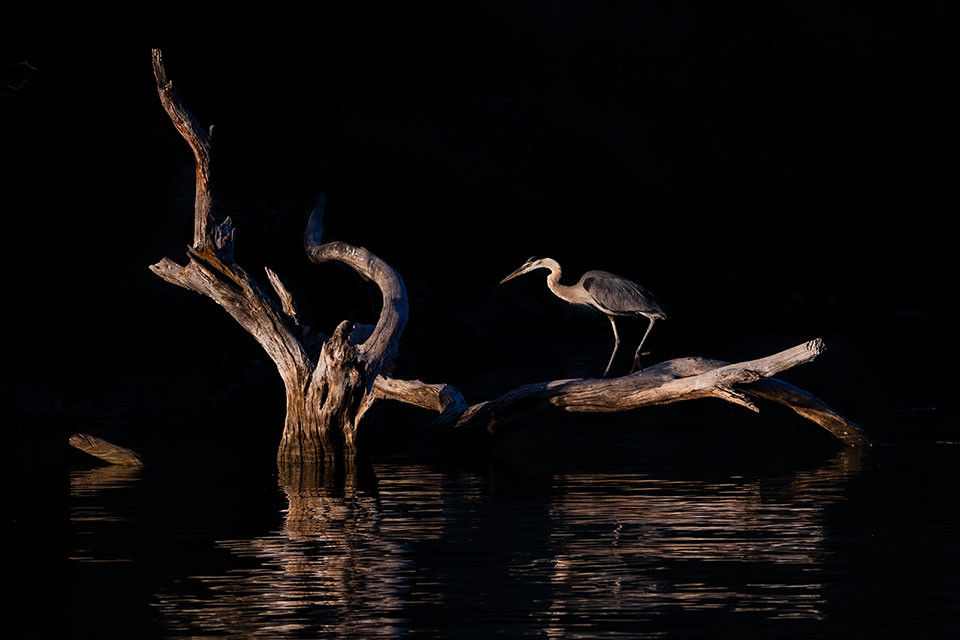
59,429,959,639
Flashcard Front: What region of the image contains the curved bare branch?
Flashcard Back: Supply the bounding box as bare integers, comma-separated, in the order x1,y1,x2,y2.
744,379,873,448
303,195,409,379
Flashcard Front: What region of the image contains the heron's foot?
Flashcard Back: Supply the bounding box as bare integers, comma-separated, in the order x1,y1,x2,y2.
630,352,651,374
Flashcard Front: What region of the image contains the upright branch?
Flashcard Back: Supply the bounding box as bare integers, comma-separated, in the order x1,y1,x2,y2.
152,50,212,248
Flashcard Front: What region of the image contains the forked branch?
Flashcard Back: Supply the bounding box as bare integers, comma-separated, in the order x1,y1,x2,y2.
69,434,145,468
368,340,876,448
149,50,308,383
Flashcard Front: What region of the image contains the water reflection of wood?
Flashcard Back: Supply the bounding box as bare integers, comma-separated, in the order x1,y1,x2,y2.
69,466,141,564
151,453,863,636
538,450,863,633
154,463,445,638
69,465,142,498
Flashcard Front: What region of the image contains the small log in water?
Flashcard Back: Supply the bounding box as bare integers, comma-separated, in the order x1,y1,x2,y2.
69,434,145,468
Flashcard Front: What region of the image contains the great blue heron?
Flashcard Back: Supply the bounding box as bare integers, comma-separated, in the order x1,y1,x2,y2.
500,257,669,377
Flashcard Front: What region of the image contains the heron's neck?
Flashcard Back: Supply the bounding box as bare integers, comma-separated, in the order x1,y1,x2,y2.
542,259,580,304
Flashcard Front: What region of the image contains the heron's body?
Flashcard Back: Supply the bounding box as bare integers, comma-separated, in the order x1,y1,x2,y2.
501,257,669,376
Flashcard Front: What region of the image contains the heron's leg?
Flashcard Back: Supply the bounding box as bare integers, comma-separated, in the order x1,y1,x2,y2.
632,318,656,372
603,315,620,378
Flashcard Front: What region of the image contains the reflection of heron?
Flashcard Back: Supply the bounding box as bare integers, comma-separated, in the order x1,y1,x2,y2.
501,257,669,376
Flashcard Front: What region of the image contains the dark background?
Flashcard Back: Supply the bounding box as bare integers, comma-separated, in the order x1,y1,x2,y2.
4,2,955,464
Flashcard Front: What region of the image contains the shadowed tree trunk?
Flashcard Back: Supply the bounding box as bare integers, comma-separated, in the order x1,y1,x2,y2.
123,50,874,469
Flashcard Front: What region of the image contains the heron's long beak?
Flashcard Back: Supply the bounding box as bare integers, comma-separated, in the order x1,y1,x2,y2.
500,265,531,284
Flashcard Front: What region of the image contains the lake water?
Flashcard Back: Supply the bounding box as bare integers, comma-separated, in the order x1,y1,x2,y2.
54,422,960,639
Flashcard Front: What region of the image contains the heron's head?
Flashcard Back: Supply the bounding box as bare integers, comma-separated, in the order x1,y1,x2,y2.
500,256,547,284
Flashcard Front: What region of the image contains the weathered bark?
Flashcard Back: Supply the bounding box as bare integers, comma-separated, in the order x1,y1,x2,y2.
145,50,873,469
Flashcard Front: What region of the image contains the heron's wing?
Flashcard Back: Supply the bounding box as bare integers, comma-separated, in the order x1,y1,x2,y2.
581,271,670,318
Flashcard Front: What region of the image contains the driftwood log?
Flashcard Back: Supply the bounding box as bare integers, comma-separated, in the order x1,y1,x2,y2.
129,50,874,469
69,434,145,468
